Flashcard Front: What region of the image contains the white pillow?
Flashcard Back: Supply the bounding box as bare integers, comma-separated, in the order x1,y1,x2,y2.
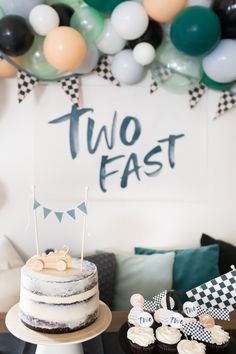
0,267,21,312
0,235,24,270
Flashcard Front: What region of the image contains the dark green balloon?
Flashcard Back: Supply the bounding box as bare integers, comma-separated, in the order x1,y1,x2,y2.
202,72,235,91
84,0,124,13
170,6,221,56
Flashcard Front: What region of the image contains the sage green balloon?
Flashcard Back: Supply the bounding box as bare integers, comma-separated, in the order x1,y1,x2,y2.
21,35,60,80
150,40,203,94
0,7,5,19
47,0,83,10
70,5,104,44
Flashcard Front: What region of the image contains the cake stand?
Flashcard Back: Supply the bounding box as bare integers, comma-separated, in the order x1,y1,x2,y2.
5,301,112,354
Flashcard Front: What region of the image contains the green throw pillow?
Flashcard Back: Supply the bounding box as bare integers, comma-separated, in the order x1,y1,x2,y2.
113,252,175,311
135,244,220,302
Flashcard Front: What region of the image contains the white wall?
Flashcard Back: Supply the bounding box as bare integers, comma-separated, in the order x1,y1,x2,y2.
0,75,235,260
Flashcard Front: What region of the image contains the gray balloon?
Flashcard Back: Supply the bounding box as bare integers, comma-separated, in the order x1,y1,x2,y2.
0,0,45,19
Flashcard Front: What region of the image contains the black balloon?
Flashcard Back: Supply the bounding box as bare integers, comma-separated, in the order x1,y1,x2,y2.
0,15,34,56
212,0,236,39
51,3,74,26
128,20,163,49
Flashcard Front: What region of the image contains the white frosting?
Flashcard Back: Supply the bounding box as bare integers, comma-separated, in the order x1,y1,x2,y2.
127,327,155,347
20,292,99,322
21,285,98,304
177,339,206,354
156,325,182,345
210,325,230,345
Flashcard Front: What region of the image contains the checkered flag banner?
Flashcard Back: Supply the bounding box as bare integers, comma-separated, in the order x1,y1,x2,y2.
182,321,211,343
187,269,236,312
197,306,230,321
17,70,39,103
189,83,207,109
59,75,80,107
94,55,120,87
152,290,167,307
150,80,159,94
143,300,159,312
215,90,236,119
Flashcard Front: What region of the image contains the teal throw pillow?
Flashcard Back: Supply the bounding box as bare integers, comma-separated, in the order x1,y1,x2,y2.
135,244,220,302
113,252,175,311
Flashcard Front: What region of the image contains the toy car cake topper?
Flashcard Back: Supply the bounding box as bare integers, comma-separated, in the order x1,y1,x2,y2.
26,247,72,271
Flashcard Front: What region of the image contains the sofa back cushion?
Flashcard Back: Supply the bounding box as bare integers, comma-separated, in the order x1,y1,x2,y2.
113,252,175,311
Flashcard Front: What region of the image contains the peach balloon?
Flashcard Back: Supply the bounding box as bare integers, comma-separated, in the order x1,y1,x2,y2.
43,26,87,72
0,56,21,77
144,0,187,23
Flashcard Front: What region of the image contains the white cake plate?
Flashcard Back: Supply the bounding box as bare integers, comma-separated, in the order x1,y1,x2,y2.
6,301,112,354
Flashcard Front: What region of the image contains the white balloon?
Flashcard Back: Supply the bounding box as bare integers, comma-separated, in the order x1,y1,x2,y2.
111,2,148,40
29,4,59,36
203,40,236,83
187,0,212,6
95,19,126,55
75,44,99,74
111,49,146,85
133,42,155,66
0,0,44,19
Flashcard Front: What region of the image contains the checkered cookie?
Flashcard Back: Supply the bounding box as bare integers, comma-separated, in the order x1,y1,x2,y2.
215,90,236,119
187,269,236,312
94,55,120,87
59,75,80,107
17,70,39,103
182,321,212,343
189,83,207,109
143,300,159,313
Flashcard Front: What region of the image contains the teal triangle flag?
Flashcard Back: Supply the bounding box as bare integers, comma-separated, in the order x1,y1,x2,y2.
43,207,52,219
67,209,76,220
78,202,87,215
55,212,63,222
33,200,41,210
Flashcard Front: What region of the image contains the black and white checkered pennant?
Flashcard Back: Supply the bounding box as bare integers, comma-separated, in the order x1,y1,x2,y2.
59,75,80,107
215,90,236,119
152,290,167,307
94,55,120,87
143,300,159,312
189,83,207,109
187,269,236,312
197,306,230,320
182,321,211,343
150,80,159,94
17,70,39,103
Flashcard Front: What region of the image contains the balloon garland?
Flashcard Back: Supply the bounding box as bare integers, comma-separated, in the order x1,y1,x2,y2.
0,0,235,97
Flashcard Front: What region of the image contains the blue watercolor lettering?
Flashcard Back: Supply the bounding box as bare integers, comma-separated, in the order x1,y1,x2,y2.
144,145,163,177
100,155,125,193
121,153,141,189
120,116,141,146
158,134,185,168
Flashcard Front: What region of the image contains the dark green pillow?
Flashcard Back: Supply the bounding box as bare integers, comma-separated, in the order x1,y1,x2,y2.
135,244,220,302
201,234,236,275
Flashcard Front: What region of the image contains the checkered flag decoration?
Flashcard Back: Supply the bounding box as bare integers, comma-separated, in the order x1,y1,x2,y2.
143,300,159,312
59,75,80,107
187,269,236,312
215,90,236,119
152,290,167,307
196,306,230,321
17,70,39,103
189,83,207,109
182,321,212,343
150,80,159,94
94,55,120,87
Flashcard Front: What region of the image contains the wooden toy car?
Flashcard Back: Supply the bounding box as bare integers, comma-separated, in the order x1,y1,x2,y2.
26,247,72,271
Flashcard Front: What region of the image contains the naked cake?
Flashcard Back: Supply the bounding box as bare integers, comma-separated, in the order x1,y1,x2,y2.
19,250,99,333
